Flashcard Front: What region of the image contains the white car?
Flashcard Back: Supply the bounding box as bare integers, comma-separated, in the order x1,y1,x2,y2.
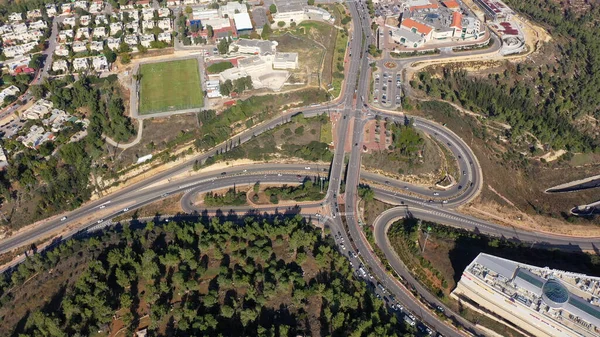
99,205,106,209
123,208,129,212
433,192,439,196
305,167,311,170
97,219,104,224
60,216,67,221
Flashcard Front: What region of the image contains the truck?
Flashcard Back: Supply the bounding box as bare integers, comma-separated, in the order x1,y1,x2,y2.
403,315,416,326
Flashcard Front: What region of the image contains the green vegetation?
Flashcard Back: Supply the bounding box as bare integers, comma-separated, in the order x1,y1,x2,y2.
219,76,253,96
206,61,234,74
415,0,600,152
0,76,134,228
388,118,424,159
357,184,375,202
0,216,410,336
390,49,440,58
194,89,329,152
138,59,203,114
264,179,327,204
204,187,247,206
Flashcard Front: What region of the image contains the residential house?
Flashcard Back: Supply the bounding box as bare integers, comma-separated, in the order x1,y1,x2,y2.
27,9,42,20
54,43,69,56
126,10,140,21
90,0,104,13
125,21,140,34
43,109,72,132
74,1,89,11
110,22,123,35
12,23,27,34
93,27,107,39
107,37,121,50
72,41,87,53
3,42,36,58
166,0,180,7
157,18,171,31
124,34,138,47
142,8,154,20
0,85,20,103
18,125,54,149
73,57,89,71
8,12,23,22
76,27,90,40
90,40,104,51
206,80,221,98
79,15,91,26
142,20,155,32
95,15,108,25
29,20,47,30
63,16,76,27
121,2,135,10
22,99,53,119
0,25,13,36
157,32,171,43
0,146,8,169
61,3,73,15
158,8,170,18
92,55,108,71
6,56,31,73
139,34,154,48
183,0,198,5
59,29,74,41
46,4,58,16
52,59,69,73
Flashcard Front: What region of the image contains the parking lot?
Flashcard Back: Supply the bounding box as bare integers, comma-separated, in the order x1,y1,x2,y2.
372,70,402,109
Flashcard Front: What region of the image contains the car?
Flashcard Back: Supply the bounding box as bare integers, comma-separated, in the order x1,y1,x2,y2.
458,185,463,190
296,174,302,178
221,172,227,175
99,205,106,209
385,180,390,184
277,173,282,176
396,95,401,101
404,186,409,190
123,208,129,212
381,100,386,104
97,219,104,224
433,192,439,196
376,293,382,299
341,244,346,250
355,142,358,146
305,167,311,170
442,200,448,204
462,170,466,176
458,155,462,159
243,169,247,172
60,216,67,221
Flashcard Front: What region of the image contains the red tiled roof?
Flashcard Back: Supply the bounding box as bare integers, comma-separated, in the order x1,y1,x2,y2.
401,18,433,35
451,12,462,29
442,0,460,9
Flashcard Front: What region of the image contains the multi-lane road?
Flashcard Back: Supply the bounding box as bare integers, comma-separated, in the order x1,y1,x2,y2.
2,2,599,336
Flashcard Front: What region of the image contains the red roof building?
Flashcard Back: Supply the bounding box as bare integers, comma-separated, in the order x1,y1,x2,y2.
451,12,463,31
401,18,433,36
442,0,460,10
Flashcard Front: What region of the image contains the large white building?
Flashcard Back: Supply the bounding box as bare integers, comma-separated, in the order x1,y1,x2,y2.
453,253,600,337
230,38,277,56
273,52,298,70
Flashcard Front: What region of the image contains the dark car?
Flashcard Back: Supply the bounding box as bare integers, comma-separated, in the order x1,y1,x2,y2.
221,172,227,175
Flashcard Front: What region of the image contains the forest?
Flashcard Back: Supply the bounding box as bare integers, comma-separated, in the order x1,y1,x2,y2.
414,0,600,153
0,216,412,336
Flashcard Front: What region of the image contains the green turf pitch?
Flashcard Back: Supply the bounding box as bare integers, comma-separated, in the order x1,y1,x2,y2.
138,59,203,114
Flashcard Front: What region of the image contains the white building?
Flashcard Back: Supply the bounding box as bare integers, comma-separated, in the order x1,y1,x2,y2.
52,59,69,73
95,15,108,25
166,0,180,7
63,16,76,27
29,20,47,30
90,0,104,13
46,4,58,17
158,8,170,18
231,38,277,56
59,29,74,41
8,13,23,22
110,22,123,36
233,13,253,32
157,32,171,43
54,43,70,56
139,34,154,48
61,3,73,15
74,0,88,11
142,20,155,31
206,79,221,98
142,8,155,20
125,21,140,34
107,37,121,50
90,40,104,51
219,2,247,18
27,9,42,20
92,56,108,71
273,52,298,69
157,18,171,31
72,41,87,53
73,57,89,71
93,27,107,39
124,34,138,47
3,42,37,58
76,27,90,40
0,86,20,103
22,99,53,119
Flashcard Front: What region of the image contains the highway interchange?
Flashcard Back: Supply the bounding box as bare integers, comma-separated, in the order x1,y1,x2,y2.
2,1,600,336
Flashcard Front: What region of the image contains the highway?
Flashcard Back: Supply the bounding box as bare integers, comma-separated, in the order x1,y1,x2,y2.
2,2,599,337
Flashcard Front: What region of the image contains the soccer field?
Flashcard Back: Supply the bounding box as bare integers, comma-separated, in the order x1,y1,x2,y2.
138,59,203,114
